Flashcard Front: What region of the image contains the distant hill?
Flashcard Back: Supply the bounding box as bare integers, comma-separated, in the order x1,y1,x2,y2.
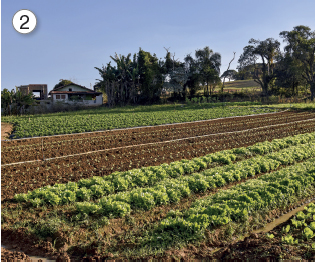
223,79,261,89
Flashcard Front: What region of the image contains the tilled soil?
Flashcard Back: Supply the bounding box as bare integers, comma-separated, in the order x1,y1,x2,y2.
2,111,314,164
1,119,314,201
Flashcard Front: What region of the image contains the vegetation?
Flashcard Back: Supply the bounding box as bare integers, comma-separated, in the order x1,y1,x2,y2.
1,88,35,115
237,25,315,99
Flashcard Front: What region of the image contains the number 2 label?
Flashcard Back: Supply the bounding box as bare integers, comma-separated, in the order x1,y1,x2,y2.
13,10,37,34
20,15,30,30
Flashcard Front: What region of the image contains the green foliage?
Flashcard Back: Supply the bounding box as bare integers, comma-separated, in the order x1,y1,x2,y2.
282,234,298,245
158,158,315,235
75,202,101,214
303,227,315,240
1,88,35,116
53,79,73,90
14,193,28,202
61,190,77,204
282,224,291,234
266,233,275,239
76,187,92,201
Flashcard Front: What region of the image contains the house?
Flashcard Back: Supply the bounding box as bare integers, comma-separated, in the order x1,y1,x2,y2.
18,84,48,99
49,83,103,106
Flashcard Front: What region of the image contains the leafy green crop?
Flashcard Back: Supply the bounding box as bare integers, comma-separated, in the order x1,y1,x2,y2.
158,159,315,235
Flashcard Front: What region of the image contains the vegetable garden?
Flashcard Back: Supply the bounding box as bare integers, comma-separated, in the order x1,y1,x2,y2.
1,107,315,262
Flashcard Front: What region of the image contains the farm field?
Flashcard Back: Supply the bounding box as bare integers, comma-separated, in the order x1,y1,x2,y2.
1,104,315,262
1,103,280,138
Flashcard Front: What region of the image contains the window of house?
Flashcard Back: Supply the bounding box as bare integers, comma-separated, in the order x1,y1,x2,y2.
61,95,66,99
69,88,72,91
56,95,60,99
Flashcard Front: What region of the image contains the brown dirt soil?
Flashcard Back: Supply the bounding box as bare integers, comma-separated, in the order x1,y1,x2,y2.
1,228,70,262
1,247,33,262
1,111,314,164
1,122,13,140
1,119,314,201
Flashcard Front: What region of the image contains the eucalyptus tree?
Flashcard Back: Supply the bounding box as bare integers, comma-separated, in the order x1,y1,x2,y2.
221,69,237,82
238,38,280,97
280,25,315,99
273,52,305,97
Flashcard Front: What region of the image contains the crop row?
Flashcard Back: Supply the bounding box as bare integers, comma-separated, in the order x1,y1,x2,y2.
14,140,315,218
4,106,278,138
13,132,314,205
2,120,314,201
157,158,315,236
2,111,314,164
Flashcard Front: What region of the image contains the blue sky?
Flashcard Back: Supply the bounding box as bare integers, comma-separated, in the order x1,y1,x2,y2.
1,0,315,92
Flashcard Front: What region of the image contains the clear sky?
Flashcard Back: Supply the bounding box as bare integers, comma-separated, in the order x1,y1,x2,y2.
1,0,315,92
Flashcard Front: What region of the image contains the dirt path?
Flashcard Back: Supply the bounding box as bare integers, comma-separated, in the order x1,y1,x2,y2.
1,123,13,140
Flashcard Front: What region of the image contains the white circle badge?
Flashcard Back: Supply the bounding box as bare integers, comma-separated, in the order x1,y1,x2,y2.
12,9,37,34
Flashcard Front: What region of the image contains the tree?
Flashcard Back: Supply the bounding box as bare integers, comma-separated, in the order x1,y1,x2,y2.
162,49,188,100
221,52,236,94
195,46,221,96
53,79,73,90
137,48,163,103
95,48,163,106
1,88,34,115
234,64,256,80
273,52,305,97
238,38,280,97
221,69,237,82
183,53,201,97
280,25,315,99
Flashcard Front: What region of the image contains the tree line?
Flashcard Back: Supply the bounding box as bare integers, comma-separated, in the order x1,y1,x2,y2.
94,25,314,106
93,46,222,106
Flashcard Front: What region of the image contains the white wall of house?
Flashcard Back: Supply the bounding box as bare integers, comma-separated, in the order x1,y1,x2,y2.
52,93,102,106
53,94,68,100
96,94,103,105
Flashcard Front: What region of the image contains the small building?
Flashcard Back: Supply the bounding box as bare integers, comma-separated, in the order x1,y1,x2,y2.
49,83,103,106
18,84,48,100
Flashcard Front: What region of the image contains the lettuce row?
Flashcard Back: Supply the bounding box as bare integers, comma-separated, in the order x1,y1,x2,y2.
159,159,315,235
